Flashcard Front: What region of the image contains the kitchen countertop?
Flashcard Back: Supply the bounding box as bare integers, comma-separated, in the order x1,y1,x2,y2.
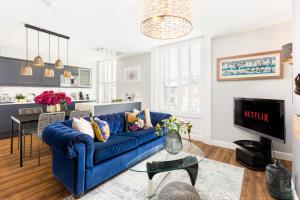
75,101,141,106
0,99,96,106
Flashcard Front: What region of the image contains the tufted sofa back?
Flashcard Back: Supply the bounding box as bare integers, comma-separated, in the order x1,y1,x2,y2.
97,112,126,134
62,111,171,135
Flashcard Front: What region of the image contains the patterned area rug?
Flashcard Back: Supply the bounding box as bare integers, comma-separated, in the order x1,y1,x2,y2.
65,151,244,200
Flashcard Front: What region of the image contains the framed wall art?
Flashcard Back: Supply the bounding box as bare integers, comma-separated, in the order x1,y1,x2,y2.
217,50,283,81
124,66,141,83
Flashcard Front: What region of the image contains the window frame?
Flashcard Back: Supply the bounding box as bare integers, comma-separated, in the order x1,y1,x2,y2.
98,59,117,103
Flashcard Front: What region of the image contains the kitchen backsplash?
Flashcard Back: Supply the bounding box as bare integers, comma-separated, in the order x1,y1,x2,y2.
0,86,96,102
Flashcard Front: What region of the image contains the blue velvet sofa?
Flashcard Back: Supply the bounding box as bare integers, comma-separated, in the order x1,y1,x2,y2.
42,111,170,197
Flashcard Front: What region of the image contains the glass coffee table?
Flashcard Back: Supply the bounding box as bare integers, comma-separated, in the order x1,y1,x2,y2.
127,139,204,198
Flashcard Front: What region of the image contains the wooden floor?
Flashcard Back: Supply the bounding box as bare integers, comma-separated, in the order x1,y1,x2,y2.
0,136,291,200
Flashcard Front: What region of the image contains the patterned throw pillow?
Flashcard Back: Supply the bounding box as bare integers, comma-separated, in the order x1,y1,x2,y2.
90,117,110,142
133,108,153,129
125,111,145,132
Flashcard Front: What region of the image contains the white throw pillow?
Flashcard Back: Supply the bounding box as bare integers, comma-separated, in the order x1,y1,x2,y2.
133,108,153,129
72,117,95,139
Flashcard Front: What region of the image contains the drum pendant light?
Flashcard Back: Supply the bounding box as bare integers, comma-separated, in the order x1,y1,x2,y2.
44,34,54,77
140,0,193,39
63,39,72,78
33,30,44,67
20,28,33,76
55,36,63,69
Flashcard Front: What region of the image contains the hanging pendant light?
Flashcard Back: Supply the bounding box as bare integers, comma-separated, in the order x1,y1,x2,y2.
63,39,72,78
55,36,64,69
20,28,33,76
140,0,193,39
44,33,54,77
33,30,44,67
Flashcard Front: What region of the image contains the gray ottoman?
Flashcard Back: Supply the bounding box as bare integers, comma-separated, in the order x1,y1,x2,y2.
158,181,201,200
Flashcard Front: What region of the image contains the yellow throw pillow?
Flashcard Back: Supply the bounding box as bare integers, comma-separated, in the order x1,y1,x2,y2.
90,117,110,142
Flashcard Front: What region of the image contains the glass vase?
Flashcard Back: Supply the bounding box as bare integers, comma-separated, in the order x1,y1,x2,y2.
266,160,292,199
165,131,183,155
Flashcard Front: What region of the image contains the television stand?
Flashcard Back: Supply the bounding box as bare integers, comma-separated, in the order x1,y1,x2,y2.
234,137,273,171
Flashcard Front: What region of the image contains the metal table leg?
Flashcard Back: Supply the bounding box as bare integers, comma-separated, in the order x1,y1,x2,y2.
10,119,13,154
19,123,23,167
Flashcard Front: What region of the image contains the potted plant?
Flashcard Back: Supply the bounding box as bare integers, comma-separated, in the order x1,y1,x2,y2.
15,94,26,103
156,117,192,155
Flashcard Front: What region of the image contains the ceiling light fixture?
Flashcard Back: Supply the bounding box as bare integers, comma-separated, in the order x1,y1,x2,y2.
20,28,33,76
33,30,44,67
44,34,54,77
55,36,64,69
140,0,193,39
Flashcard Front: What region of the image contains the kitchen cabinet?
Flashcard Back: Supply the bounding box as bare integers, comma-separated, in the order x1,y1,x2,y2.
68,66,79,76
0,100,96,139
0,57,20,85
79,68,92,87
0,56,92,88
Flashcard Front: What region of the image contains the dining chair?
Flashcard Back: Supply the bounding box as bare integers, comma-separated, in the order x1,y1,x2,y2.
69,110,91,120
14,107,43,156
34,112,65,166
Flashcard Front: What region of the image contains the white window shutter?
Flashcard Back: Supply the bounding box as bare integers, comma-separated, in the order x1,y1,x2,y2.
158,38,202,114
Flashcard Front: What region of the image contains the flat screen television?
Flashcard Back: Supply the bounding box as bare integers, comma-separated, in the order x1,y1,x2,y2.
234,98,285,143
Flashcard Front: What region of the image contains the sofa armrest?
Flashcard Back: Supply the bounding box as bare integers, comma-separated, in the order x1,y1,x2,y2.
42,122,94,168
150,112,171,126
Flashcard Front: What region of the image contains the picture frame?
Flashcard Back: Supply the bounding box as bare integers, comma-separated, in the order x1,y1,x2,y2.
124,66,141,83
217,50,283,81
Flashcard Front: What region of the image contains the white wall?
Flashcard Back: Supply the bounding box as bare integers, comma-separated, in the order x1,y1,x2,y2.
211,23,293,156
116,53,151,109
293,0,300,195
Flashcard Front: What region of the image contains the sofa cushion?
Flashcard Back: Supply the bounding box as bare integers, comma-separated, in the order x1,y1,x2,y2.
93,134,138,164
119,128,159,145
97,112,125,134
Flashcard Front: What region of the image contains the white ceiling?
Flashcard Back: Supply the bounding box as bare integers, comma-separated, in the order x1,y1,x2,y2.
0,0,292,65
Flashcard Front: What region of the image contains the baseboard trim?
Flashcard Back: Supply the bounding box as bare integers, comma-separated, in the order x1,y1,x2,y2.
274,151,293,161
211,139,237,150
210,139,292,161
181,133,203,142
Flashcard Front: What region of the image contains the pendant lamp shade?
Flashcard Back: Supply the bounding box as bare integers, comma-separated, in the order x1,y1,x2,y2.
55,37,64,69
55,59,63,69
45,68,54,77
33,55,44,67
45,34,54,78
140,0,193,39
21,27,33,76
33,31,44,67
20,64,33,76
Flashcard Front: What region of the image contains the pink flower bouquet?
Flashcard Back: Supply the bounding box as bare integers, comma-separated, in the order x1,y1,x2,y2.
34,91,72,106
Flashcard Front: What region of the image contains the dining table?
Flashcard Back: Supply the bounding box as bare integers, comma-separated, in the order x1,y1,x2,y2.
10,110,72,167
